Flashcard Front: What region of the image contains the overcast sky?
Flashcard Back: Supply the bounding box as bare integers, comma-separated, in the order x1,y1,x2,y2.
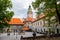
11,0,36,19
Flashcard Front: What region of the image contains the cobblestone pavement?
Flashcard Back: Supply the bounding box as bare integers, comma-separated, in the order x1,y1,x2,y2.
0,32,44,40
0,33,21,40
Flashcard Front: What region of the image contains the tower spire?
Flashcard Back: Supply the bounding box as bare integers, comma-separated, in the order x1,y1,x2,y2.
27,5,33,18
29,5,31,8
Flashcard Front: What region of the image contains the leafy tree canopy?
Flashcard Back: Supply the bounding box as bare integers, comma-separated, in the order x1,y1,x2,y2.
32,0,60,22
0,0,14,28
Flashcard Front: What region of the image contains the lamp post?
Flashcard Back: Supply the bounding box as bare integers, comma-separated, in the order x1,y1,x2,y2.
16,29,17,39
15,26,18,39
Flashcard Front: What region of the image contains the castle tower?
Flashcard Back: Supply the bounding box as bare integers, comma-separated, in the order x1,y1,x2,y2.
27,5,33,18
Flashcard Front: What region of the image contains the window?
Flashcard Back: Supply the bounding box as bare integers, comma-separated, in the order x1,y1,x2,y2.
38,22,39,26
36,23,37,26
40,21,42,25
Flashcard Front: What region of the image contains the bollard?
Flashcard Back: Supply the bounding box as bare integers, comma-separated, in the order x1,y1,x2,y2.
44,29,45,32
57,29,59,34
21,36,23,40
7,33,10,36
33,32,36,40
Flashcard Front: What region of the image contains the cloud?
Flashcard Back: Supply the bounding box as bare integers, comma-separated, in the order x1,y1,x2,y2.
11,0,35,19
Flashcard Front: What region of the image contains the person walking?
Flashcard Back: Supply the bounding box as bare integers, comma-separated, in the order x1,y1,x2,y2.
7,28,11,36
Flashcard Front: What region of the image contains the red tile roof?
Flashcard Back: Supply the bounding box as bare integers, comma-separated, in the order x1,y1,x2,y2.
9,18,24,25
24,17,36,22
32,15,46,23
38,14,45,18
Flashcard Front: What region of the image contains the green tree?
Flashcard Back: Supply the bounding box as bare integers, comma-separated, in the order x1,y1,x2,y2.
32,0,60,27
0,0,14,32
32,0,60,24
